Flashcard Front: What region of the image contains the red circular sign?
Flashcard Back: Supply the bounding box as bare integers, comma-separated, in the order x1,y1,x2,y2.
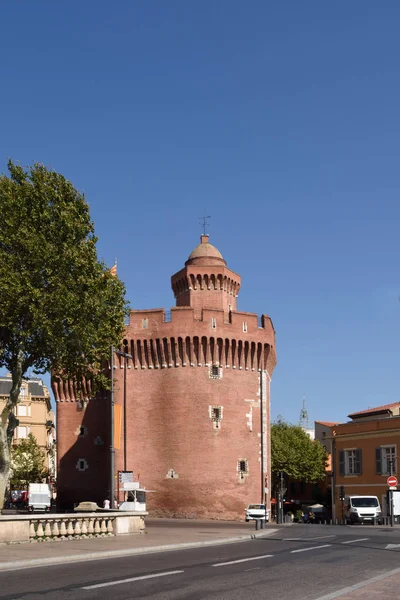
387,476,398,487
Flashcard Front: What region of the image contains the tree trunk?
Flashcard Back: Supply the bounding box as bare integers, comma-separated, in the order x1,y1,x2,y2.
0,424,11,507
0,350,24,507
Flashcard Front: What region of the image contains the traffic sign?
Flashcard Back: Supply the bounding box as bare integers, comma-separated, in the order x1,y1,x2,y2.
387,475,398,487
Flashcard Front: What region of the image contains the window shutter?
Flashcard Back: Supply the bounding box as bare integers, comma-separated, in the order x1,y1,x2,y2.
355,448,362,475
376,448,382,475
339,450,345,476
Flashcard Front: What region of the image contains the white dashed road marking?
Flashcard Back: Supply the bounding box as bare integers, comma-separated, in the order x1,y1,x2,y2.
82,570,184,590
291,544,332,554
212,555,274,567
341,538,369,544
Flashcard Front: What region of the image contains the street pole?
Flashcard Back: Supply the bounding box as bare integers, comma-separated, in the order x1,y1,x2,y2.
123,353,127,472
280,471,284,524
260,371,264,507
110,346,115,507
390,458,395,528
331,431,336,523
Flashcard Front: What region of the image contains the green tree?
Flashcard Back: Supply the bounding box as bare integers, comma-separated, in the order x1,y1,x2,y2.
10,434,47,488
0,160,128,505
271,421,327,491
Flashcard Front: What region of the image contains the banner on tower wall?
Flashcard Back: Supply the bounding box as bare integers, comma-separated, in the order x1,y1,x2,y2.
114,404,122,450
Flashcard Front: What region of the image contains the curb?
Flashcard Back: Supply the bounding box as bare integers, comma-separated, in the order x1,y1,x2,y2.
0,529,278,572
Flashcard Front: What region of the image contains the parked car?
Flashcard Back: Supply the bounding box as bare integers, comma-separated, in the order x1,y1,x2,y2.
245,504,269,522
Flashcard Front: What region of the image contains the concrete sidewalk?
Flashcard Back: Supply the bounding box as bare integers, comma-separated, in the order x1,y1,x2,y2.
0,519,276,572
318,568,400,600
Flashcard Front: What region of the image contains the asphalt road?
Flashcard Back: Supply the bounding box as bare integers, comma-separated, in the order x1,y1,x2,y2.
4,525,400,600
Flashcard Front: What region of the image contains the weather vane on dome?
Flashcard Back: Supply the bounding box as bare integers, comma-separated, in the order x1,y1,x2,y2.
199,210,211,236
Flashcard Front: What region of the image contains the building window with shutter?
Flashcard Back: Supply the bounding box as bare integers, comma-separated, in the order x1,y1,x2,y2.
376,445,396,475
17,405,27,417
341,448,362,475
17,426,27,439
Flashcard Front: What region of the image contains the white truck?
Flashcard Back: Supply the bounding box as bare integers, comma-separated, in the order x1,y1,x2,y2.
28,483,51,513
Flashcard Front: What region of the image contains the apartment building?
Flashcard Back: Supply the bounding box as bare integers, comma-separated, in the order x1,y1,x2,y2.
0,374,56,479
331,402,400,517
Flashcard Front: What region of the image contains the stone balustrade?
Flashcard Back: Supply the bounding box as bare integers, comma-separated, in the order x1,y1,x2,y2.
29,514,115,541
0,511,146,544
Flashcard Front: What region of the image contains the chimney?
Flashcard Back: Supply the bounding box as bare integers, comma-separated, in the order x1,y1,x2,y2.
200,234,209,244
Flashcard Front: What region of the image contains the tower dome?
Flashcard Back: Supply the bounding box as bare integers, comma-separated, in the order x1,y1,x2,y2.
185,235,226,267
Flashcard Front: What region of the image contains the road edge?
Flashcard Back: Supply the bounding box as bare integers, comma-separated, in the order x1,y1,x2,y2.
0,528,278,572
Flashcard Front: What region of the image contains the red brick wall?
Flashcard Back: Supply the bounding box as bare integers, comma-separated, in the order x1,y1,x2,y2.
114,364,262,519
55,306,276,518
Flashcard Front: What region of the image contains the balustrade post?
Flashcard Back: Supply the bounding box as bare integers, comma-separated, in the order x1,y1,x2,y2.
52,520,60,539
67,519,74,538
81,519,88,537
94,518,101,536
88,518,95,537
60,519,67,538
29,522,36,540
74,519,82,536
36,521,45,540
107,518,114,536
44,520,52,539
100,519,107,536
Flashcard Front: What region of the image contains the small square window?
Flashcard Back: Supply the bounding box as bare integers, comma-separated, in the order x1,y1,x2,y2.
243,322,247,333
76,458,89,472
210,365,221,379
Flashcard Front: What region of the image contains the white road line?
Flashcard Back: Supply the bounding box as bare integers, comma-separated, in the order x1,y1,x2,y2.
82,570,184,590
212,554,274,567
291,544,332,554
306,535,336,540
283,535,335,541
341,538,369,544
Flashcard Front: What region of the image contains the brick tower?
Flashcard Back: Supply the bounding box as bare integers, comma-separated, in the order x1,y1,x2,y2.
54,235,277,519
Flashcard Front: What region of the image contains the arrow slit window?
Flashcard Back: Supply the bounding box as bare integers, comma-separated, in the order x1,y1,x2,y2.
238,459,248,478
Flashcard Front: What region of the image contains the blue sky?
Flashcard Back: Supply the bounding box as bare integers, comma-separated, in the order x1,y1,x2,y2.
1,1,399,425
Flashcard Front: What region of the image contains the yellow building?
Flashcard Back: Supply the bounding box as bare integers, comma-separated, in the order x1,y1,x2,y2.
331,402,400,519
0,374,56,480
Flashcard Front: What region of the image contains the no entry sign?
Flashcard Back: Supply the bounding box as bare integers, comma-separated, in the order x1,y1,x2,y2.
387,475,398,487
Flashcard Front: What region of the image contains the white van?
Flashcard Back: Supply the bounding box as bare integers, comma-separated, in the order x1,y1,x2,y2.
28,483,51,513
344,495,382,524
